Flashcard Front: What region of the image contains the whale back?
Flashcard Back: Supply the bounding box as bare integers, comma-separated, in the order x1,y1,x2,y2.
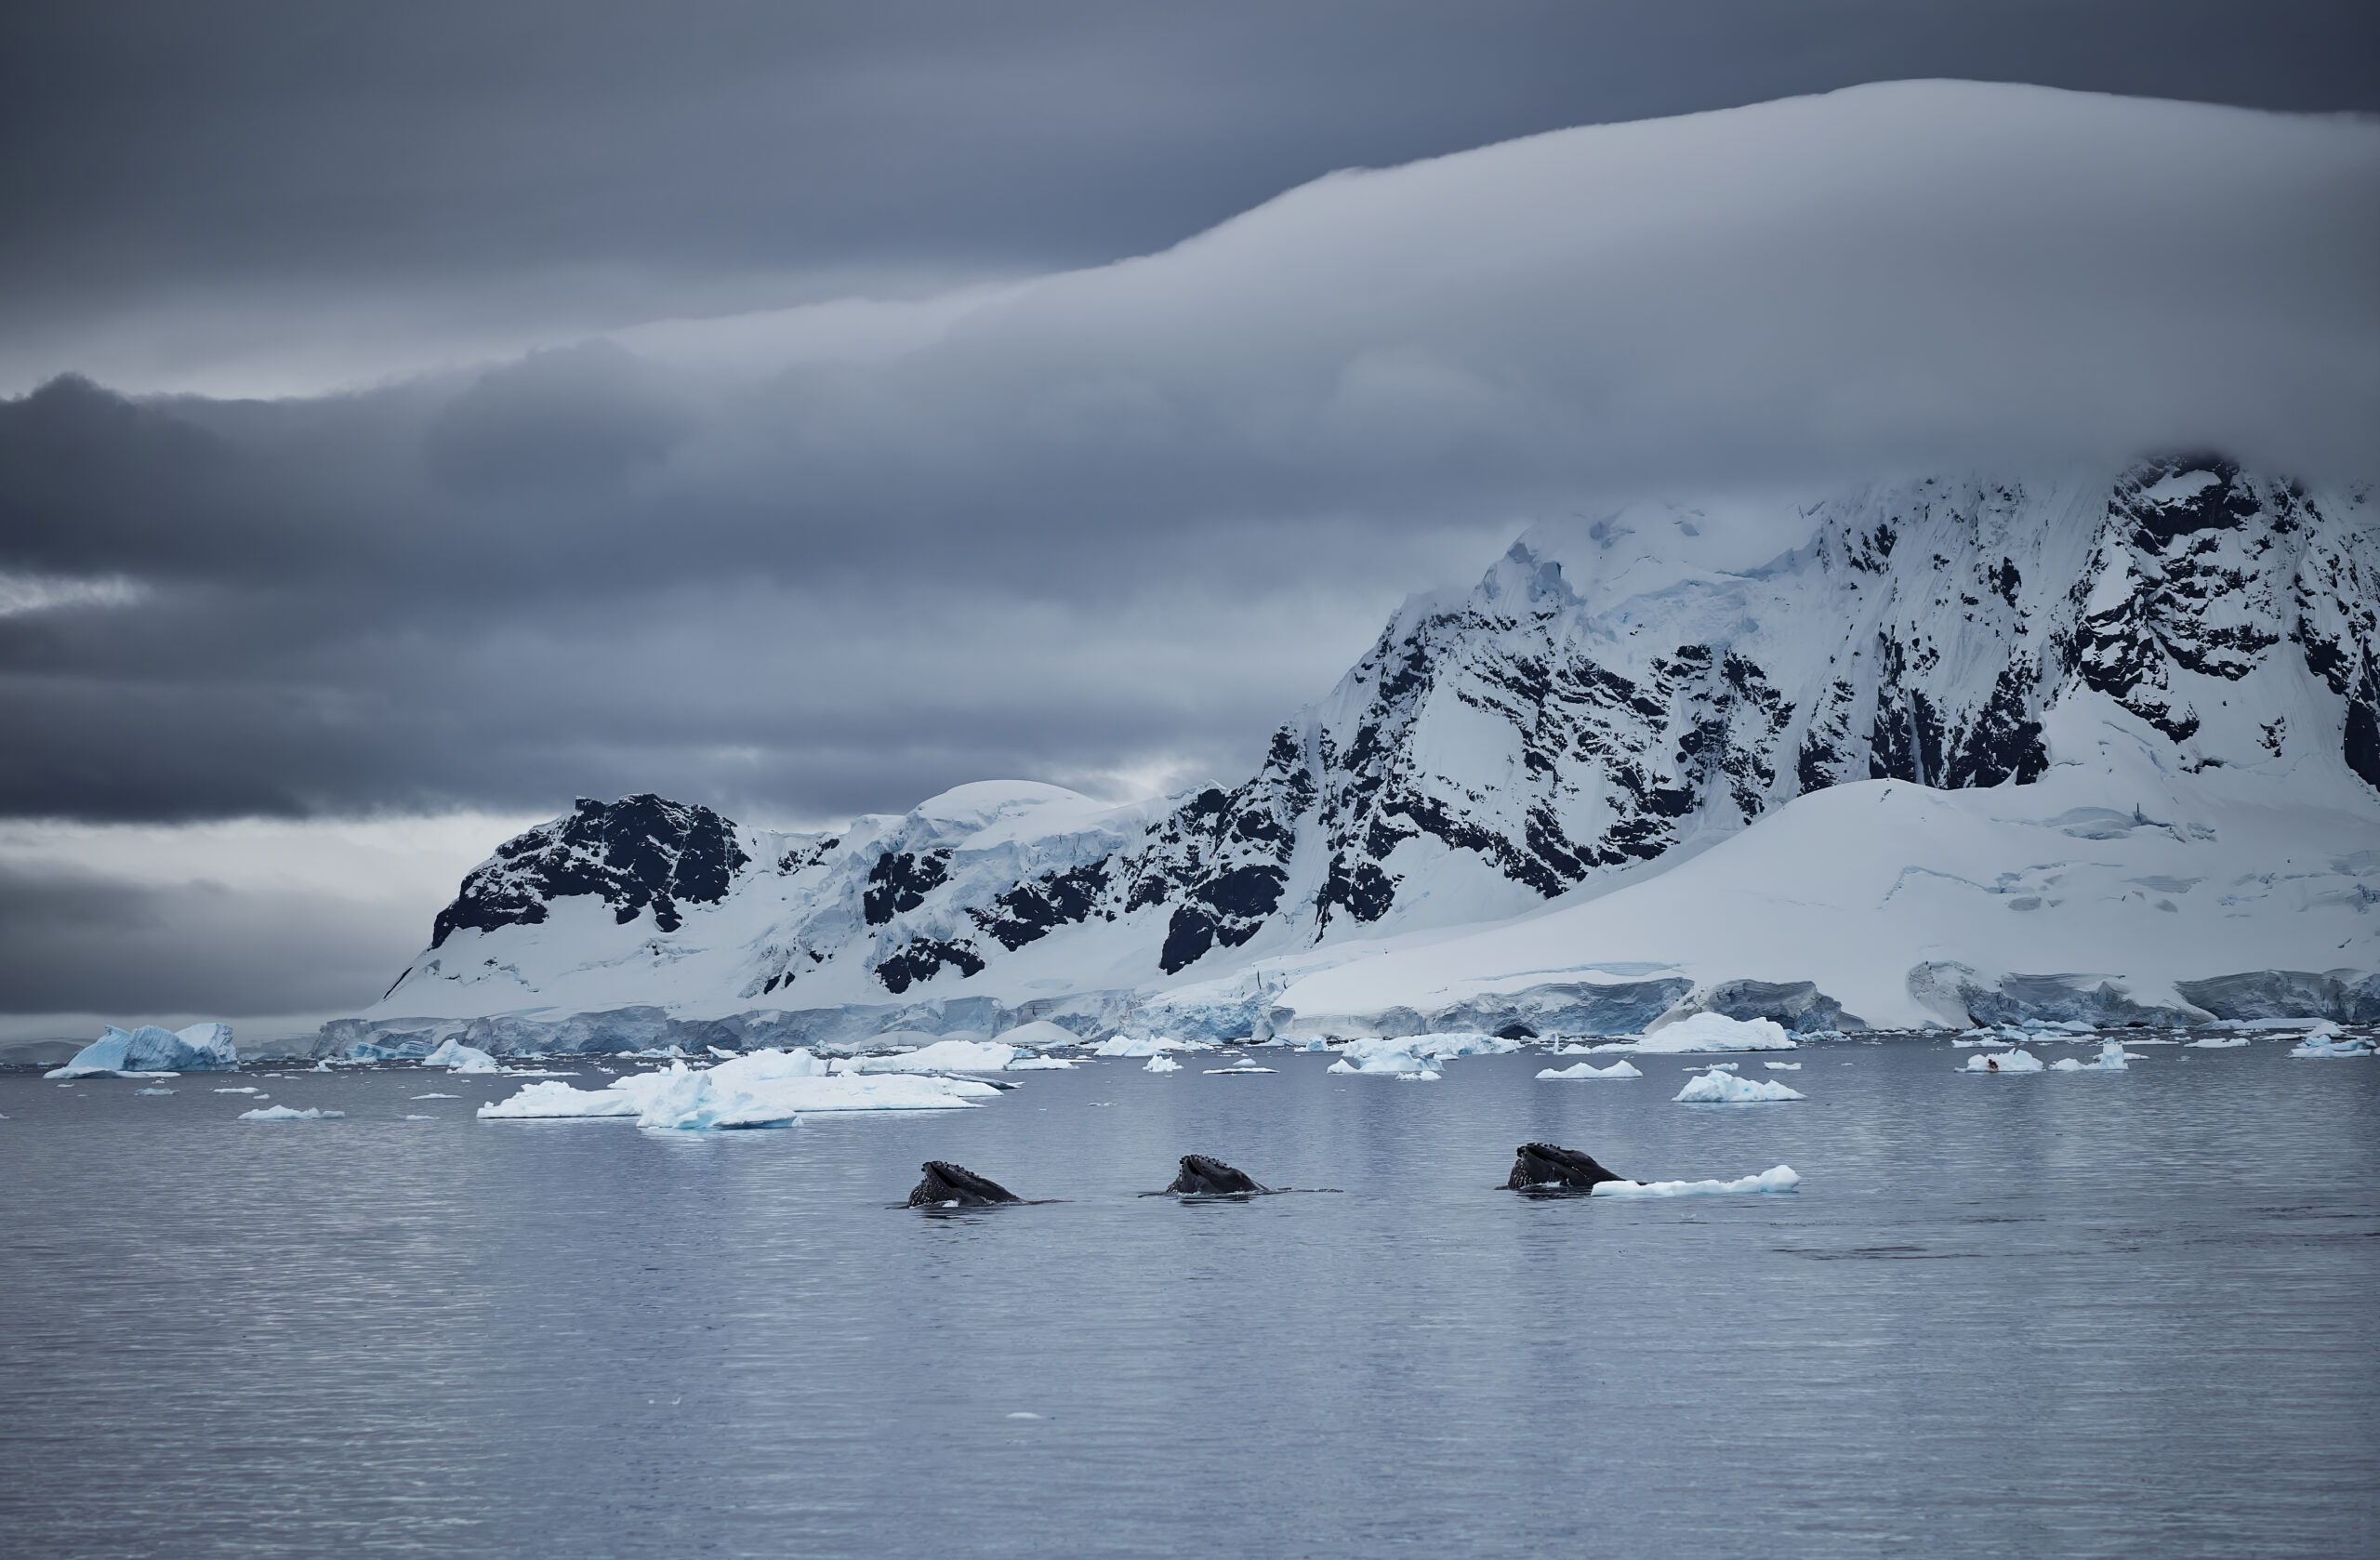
1166,1154,1268,1195
1507,1142,1627,1191
907,1160,1023,1207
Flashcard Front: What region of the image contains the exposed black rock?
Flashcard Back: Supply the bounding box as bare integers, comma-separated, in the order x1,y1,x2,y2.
1506,1142,1629,1192
906,1161,1022,1208
431,794,747,948
1164,1154,1269,1195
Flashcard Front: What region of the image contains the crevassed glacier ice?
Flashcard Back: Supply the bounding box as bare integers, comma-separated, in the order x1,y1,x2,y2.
47,1023,238,1078
1673,1072,1805,1103
1592,1165,1802,1196
1536,1060,1643,1080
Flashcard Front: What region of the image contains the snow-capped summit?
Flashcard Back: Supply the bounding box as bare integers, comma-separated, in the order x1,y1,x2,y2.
350,458,2380,1053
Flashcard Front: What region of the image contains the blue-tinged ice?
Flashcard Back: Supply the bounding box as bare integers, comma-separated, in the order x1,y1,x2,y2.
1593,1165,1802,1196
1673,1071,1805,1103
46,1023,237,1078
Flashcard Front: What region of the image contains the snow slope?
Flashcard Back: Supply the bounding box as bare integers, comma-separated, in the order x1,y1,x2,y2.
337,459,2380,1052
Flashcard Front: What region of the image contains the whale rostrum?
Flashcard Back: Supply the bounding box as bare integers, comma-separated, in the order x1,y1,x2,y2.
1163,1154,1270,1196
906,1160,1023,1208
1507,1142,1629,1193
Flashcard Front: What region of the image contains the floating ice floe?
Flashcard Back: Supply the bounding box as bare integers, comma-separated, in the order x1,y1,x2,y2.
2187,1036,2254,1049
1203,1064,1276,1075
240,1105,344,1121
135,1087,175,1096
47,1022,238,1078
1003,1056,1076,1071
422,1038,501,1074
2290,1028,2376,1058
1592,1165,1802,1196
1091,1034,1189,1057
411,1092,460,1099
1324,1032,1516,1078
1536,1060,1643,1080
478,1051,998,1130
1964,1048,2045,1073
994,1020,1082,1051
832,1039,1017,1073
1673,1072,1805,1103
1764,1062,1803,1070
2052,1041,2141,1072
215,1086,258,1094
1626,1013,1798,1054
1144,1055,1182,1073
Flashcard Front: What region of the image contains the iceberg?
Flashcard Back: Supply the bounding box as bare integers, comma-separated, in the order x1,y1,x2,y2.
1673,1072,1805,1103
1964,1048,2045,1073
1091,1034,1183,1057
1764,1062,1803,1070
1592,1165,1802,1196
1002,1056,1076,1071
240,1105,344,1121
832,1039,1017,1073
1327,1032,1518,1077
2052,1041,2140,1072
1627,1013,1798,1054
423,1038,501,1074
477,1051,998,1129
135,1087,175,1096
1536,1060,1643,1080
46,1023,239,1078
993,1020,1082,1051
2290,1027,2377,1058
2187,1037,2252,1049
1144,1055,1181,1073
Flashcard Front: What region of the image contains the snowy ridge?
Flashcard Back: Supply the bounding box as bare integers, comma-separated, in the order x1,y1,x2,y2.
344,459,2380,1054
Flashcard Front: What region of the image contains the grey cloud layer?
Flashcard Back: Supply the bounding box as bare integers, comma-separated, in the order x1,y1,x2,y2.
3,83,2375,832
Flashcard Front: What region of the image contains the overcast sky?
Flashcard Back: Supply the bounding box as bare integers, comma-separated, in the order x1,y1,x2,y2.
2,2,2375,1033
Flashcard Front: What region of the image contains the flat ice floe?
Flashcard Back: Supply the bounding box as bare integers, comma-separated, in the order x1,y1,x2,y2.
1673,1072,1805,1103
2188,1037,2253,1049
831,1039,1018,1073
1326,1032,1516,1079
1592,1165,1802,1196
1625,1013,1798,1053
479,1051,998,1130
1764,1061,1803,1070
240,1105,344,1121
1536,1060,1642,1080
1964,1048,2045,1073
2052,1041,2141,1071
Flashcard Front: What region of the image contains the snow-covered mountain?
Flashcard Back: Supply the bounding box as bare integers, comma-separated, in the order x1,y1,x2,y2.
335,458,2380,1053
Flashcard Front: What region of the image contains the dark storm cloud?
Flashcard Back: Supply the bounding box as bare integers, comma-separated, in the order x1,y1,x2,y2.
0,1,2373,393
4,82,2376,829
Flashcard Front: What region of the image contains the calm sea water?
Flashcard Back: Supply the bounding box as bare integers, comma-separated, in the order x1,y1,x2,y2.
3,1038,2374,1559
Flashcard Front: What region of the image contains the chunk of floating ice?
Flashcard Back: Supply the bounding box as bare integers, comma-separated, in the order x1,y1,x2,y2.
995,1020,1081,1051
1593,1165,1802,1197
1673,1072,1805,1103
1963,1048,2045,1073
2187,1037,2252,1049
479,1051,997,1130
2052,1041,2139,1072
1536,1060,1643,1080
1144,1056,1181,1073
1626,1013,1798,1053
1005,1412,1045,1420
47,1021,238,1078
1397,1070,1442,1081
833,1039,1017,1073
240,1105,343,1121
1327,1033,1516,1077
1092,1034,1182,1057
423,1038,500,1074
1764,1062,1803,1070
2290,1030,2376,1058
402,1114,437,1120
411,1092,460,1100
1203,1065,1276,1074
135,1087,175,1096
215,1087,258,1093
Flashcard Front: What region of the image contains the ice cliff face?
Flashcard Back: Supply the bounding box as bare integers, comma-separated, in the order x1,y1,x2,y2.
374,458,2378,1033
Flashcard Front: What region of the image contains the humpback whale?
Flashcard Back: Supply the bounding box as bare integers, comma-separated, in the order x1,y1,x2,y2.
1162,1154,1270,1196
1506,1143,1629,1193
906,1161,1024,1208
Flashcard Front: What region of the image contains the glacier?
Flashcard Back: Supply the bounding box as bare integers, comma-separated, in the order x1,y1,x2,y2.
323,460,2380,1055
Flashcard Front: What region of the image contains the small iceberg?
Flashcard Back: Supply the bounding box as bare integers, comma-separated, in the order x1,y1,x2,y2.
240,1105,343,1121
1536,1060,1642,1080
478,1051,998,1130
423,1038,501,1074
1003,1056,1076,1071
47,1022,238,1078
2290,1026,2376,1058
1144,1055,1182,1073
834,1038,1018,1073
1593,1165,1802,1197
1764,1062,1802,1071
994,1020,1082,1051
1092,1034,1183,1058
1203,1064,1276,1074
1964,1048,2045,1074
2187,1036,2252,1049
1627,1013,1798,1054
135,1087,175,1096
1327,1033,1515,1077
1673,1072,1805,1103
2052,1041,2140,1072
